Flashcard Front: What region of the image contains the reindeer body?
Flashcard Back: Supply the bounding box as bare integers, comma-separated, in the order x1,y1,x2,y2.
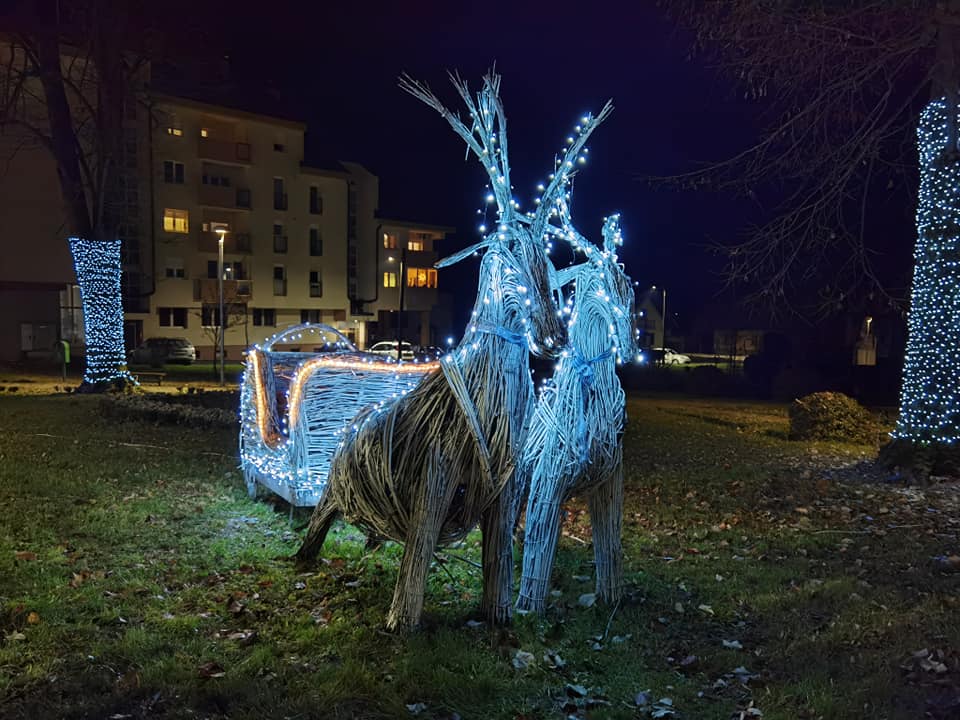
517,221,636,614
298,247,543,628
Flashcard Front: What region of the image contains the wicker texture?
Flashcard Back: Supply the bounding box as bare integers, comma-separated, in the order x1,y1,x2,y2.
517,217,637,613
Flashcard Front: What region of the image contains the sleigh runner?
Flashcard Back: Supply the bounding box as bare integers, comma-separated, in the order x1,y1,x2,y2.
239,323,440,506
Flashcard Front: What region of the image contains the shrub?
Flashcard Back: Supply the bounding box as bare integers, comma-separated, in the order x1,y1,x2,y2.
788,391,877,444
771,366,823,402
100,394,236,428
685,365,730,396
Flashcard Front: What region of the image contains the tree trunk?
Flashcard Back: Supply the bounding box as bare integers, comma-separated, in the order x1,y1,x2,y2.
68,238,131,386
37,4,131,388
885,2,960,476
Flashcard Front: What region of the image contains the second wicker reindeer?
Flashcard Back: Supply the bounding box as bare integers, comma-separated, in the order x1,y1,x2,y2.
516,214,637,614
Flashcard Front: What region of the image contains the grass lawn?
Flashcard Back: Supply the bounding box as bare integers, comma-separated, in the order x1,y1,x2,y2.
1,394,958,719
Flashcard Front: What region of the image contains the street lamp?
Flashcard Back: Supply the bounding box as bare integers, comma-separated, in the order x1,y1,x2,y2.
215,227,226,386
651,285,667,348
388,249,407,361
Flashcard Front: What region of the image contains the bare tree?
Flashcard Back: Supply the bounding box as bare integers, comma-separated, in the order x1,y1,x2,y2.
668,0,936,308
670,0,960,471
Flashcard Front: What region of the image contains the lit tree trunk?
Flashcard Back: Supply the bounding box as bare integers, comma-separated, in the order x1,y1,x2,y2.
36,5,131,388
887,3,960,473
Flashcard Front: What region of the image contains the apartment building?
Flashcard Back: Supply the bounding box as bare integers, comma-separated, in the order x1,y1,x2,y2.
0,75,452,362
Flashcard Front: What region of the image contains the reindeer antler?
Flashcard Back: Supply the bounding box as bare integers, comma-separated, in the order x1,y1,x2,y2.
530,101,613,246
400,70,516,223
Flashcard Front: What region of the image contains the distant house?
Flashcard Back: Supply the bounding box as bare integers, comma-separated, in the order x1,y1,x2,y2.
635,294,663,348
713,329,764,358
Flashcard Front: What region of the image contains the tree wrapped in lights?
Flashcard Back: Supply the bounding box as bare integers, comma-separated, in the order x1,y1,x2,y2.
1,3,140,389
296,71,614,630
885,98,960,471
517,215,637,614
68,238,131,385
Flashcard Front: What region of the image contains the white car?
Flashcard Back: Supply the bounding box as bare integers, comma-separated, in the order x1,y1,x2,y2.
654,347,691,365
129,337,197,365
367,340,415,361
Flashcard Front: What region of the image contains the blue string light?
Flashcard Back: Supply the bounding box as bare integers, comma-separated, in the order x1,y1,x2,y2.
68,237,134,386
893,98,960,445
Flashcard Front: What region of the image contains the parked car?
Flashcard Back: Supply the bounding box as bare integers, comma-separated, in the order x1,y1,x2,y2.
367,340,415,361
653,347,691,365
129,337,197,365
415,345,445,361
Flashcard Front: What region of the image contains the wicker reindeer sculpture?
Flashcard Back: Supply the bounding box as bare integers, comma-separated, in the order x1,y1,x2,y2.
516,213,637,614
297,72,612,630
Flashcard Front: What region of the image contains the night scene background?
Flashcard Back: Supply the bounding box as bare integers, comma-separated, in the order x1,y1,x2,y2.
165,0,911,333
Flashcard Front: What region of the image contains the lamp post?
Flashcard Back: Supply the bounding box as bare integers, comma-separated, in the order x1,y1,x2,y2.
651,285,667,348
216,227,226,386
388,248,407,360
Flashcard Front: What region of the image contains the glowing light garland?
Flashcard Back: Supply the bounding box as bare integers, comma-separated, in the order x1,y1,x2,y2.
893,98,960,445
68,237,135,386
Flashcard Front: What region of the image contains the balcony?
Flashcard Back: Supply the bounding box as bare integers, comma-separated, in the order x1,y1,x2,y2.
198,231,252,254
199,137,252,165
198,184,252,210
194,278,253,303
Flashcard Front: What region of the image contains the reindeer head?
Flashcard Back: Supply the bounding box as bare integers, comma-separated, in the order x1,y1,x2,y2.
554,215,638,363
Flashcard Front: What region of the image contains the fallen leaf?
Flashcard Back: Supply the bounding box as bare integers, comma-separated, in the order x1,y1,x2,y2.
26,612,40,625
14,551,37,561
723,639,743,649
635,690,652,707
511,650,535,669
565,683,588,697
406,702,427,714
698,604,714,615
197,661,225,679
578,593,596,608
543,650,566,668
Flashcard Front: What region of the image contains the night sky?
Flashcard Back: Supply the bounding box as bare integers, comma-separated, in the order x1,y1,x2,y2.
156,2,912,329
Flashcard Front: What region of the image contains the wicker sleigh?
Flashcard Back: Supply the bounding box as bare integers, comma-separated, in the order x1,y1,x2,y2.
239,323,440,506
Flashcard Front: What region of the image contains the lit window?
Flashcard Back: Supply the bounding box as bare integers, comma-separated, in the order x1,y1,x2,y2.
383,233,397,249
166,126,183,137
163,208,189,233
200,128,209,138
383,272,397,288
407,240,424,251
406,267,438,288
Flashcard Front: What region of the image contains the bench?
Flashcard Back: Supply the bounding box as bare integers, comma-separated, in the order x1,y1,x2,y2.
133,371,166,386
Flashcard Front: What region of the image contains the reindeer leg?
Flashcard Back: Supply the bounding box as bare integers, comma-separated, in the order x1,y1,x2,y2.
295,485,340,564
480,476,518,625
516,482,563,615
386,448,451,631
587,449,624,605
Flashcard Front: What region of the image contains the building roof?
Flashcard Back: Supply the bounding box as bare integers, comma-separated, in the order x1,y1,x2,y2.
151,92,307,130
377,217,456,234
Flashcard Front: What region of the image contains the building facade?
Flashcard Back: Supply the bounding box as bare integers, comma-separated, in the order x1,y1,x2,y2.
0,76,452,362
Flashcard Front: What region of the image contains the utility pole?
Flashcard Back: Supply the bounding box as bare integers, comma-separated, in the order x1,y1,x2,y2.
216,227,226,386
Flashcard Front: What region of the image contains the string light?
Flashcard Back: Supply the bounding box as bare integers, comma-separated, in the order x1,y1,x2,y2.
893,98,960,445
68,237,135,387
